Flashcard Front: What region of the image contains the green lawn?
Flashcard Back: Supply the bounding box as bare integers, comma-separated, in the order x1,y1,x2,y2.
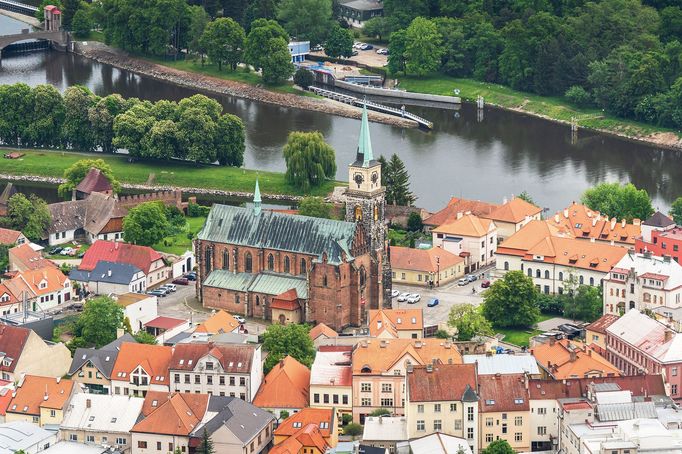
153,216,206,255
397,74,680,139
495,313,556,347
0,149,340,197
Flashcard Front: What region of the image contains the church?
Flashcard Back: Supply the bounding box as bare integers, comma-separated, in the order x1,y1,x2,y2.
195,106,391,330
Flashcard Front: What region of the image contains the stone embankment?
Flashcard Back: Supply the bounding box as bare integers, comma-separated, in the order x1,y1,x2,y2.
73,42,418,129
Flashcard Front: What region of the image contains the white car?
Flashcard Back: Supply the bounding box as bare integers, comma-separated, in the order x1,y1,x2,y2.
234,315,246,324
391,289,400,298
161,284,176,293
397,292,410,302
407,293,421,304
353,42,364,49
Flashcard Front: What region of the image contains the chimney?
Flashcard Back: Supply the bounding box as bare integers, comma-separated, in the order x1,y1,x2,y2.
107,269,112,277
569,350,577,362
380,340,387,348
116,328,125,339
563,209,569,218
457,212,464,220
665,330,674,343
555,214,560,223
44,384,49,401
592,218,597,227
633,219,641,226
86,398,91,408
621,219,626,228
611,218,617,230
426,364,433,372
549,337,556,346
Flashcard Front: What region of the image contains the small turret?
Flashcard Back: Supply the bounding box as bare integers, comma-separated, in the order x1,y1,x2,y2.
253,179,262,216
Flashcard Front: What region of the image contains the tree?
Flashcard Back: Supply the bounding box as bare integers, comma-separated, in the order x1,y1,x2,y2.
197,428,215,454
343,423,363,438
76,296,124,347
369,408,391,416
88,94,129,153
71,7,93,38
384,154,415,206
387,29,408,74
262,323,315,373
283,131,337,191
62,86,97,151
112,102,155,158
482,271,540,328
672,197,682,225
324,24,353,58
298,196,332,218
565,85,592,107
133,330,158,344
261,37,295,84
406,212,423,232
277,0,332,45
58,159,121,199
0,245,9,273
293,68,314,89
581,182,654,222
404,17,444,76
244,19,289,71
215,114,246,166
36,0,63,21
482,439,515,454
383,0,427,30
200,18,246,71
187,5,211,60
362,17,390,40
141,120,180,160
517,191,535,205
563,285,602,322
25,84,65,148
123,202,171,246
447,304,494,341
0,194,51,242
178,108,219,163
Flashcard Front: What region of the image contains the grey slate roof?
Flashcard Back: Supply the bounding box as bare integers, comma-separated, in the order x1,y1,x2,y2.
47,192,126,236
341,0,383,11
597,401,657,422
203,270,309,299
68,333,137,378
69,261,142,285
643,211,675,228
197,204,358,265
192,396,274,443
0,421,53,454
462,384,479,402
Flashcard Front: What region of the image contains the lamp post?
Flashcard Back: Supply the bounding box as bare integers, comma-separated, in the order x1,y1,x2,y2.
436,256,440,287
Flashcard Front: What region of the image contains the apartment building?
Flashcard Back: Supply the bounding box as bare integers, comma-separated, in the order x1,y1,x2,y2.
478,374,531,453
310,346,353,416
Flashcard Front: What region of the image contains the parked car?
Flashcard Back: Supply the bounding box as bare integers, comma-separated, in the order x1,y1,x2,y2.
353,42,363,49
376,48,388,55
185,272,197,281
458,278,469,286
481,280,491,288
406,293,421,304
391,289,400,298
360,43,373,50
397,292,410,302
49,247,62,255
161,284,177,293
172,277,189,285
351,50,358,56
427,298,439,307
466,274,477,282
311,44,323,52
147,289,166,297
234,315,246,324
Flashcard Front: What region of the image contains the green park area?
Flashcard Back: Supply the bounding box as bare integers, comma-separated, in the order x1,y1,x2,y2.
153,215,206,255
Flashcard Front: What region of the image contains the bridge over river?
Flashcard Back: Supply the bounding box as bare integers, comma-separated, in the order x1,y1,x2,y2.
0,0,69,59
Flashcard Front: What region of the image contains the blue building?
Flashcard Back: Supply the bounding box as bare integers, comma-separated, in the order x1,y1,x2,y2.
288,41,310,63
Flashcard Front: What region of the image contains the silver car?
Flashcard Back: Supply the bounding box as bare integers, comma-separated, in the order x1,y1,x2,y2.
397,292,410,302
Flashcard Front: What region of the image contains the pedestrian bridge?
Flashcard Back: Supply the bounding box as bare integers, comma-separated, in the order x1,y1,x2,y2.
0,29,68,54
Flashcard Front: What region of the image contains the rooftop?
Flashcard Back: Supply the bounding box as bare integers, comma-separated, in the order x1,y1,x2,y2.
407,363,478,403
585,314,620,335
61,393,144,433
310,346,353,387
389,246,463,273
432,213,494,238
111,342,173,385
362,416,407,442
368,308,423,338
608,252,682,290
409,432,472,454
133,392,208,436
462,353,540,375
8,243,56,271
75,168,113,194
424,197,499,227
546,201,641,245
68,333,137,378
79,240,162,274
478,374,530,412
252,356,310,409
0,421,53,454
270,423,329,454
194,310,240,334
69,260,143,285
309,322,337,341
169,343,256,373
353,338,462,375
606,309,682,363
144,316,186,330
115,292,153,308
8,375,75,415
275,408,335,439
643,211,675,228
530,339,620,379
0,228,23,245
48,193,126,237
0,325,30,373
485,197,542,224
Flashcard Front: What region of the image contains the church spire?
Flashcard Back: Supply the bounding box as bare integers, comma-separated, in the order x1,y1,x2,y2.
356,104,374,167
253,179,262,216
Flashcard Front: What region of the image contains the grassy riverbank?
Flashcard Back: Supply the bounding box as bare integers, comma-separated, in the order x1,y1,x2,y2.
398,75,681,141
0,149,339,197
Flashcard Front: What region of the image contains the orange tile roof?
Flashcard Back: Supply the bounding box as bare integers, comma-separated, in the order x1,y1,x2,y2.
432,214,494,238
7,375,75,415
133,392,208,436
274,408,335,439
585,314,620,335
3,266,67,299
309,323,337,341
478,374,529,412
271,423,329,454
0,283,20,307
530,339,620,379
0,228,23,245
110,343,173,386
270,289,301,311
484,197,542,224
424,198,500,227
368,309,423,338
253,356,310,409
352,338,462,374
546,202,641,245
496,220,572,254
407,363,477,402
389,246,463,273
194,310,240,334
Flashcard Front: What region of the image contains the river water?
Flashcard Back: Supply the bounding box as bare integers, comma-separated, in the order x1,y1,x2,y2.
1,15,681,213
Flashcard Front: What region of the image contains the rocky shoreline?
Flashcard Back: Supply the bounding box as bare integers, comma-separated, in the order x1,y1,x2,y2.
72,42,418,129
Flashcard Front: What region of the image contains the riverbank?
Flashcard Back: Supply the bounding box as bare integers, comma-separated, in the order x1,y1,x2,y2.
398,75,682,150
72,42,418,129
0,10,40,28
0,148,341,200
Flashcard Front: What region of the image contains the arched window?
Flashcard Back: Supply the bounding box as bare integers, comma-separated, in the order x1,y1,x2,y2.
504,261,509,271
233,249,238,270
205,248,212,273
544,270,550,279
284,256,290,273
300,258,306,275
267,254,274,271
629,301,636,309
245,252,253,273
579,275,584,284
256,295,260,306
360,266,367,287
536,270,541,278
222,250,229,270
354,205,363,221
559,272,563,281
323,275,328,287
589,277,594,286
527,268,532,277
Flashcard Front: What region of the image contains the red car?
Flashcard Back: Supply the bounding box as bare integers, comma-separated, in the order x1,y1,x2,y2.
481,280,491,288
172,277,189,285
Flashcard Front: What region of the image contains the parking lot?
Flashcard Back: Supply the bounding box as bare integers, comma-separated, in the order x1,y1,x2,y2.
309,44,388,68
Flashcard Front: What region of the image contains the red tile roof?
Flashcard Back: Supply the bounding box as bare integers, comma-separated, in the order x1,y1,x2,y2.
530,339,620,379
407,363,477,402
485,197,542,224
75,168,113,194
424,198,500,227
389,246,463,273
169,343,255,373
8,376,75,416
270,289,301,311
527,375,666,400
310,346,352,387
585,314,620,335
253,356,310,409
0,325,30,373
8,244,56,271
144,316,186,330
134,392,208,436
368,309,424,338
271,424,329,454
0,228,23,245
478,374,529,412
309,323,337,341
111,343,173,386
79,240,163,274
274,408,335,439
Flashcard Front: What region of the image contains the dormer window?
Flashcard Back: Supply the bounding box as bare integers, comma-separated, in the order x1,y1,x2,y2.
0,294,9,303
39,281,47,289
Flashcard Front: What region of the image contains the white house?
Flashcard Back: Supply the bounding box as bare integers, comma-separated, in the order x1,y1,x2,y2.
170,251,195,279
432,213,497,274
114,293,157,333
69,261,147,296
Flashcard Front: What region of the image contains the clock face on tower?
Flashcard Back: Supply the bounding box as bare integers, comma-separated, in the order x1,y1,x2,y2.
371,172,378,185
354,173,364,188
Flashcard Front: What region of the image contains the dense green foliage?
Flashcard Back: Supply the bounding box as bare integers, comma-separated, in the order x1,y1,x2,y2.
200,18,246,71
0,194,51,242
406,212,423,232
379,154,416,206
0,85,245,166
283,131,337,192
448,304,494,341
384,0,682,128
483,271,540,328
298,196,332,218
581,182,654,221
482,440,515,454
277,0,332,45
0,245,9,274
262,323,315,373
74,296,125,348
293,68,315,89
123,202,173,246
58,159,121,199
133,331,158,344
671,197,682,224
324,24,354,58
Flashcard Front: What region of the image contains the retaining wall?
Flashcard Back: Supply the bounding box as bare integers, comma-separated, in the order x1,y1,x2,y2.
335,79,461,104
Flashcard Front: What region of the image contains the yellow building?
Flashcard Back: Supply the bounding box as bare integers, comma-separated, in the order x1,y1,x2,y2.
368,308,423,339
390,246,464,287
6,375,78,426
478,374,531,452
68,333,136,394
584,314,620,352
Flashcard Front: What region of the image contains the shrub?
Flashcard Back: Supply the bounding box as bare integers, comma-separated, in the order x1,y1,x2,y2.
188,202,211,217
565,85,593,107
293,68,315,89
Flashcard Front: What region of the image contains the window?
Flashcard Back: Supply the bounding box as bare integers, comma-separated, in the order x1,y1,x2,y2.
515,416,523,426
361,398,371,406
485,417,493,427
284,256,290,273
467,406,474,421
361,383,371,392
515,432,523,442
486,434,493,443
116,438,126,445
137,441,147,449
300,258,306,275
380,398,393,407
222,250,229,270
220,376,225,385
314,393,320,403
245,252,253,273
673,384,678,395
230,377,235,386
401,273,406,280
502,423,508,434
324,394,329,404
450,403,457,412
434,420,442,431
455,420,462,430
416,420,425,431
207,375,213,385
240,377,246,386
417,404,424,413
673,367,678,376
195,375,201,384
434,403,441,413
467,427,474,439
504,261,509,270
579,275,584,284
537,407,546,415
536,269,541,278
538,426,547,435
382,383,392,393
333,394,339,404
70,434,78,442
343,395,349,405
86,435,95,443
267,254,274,271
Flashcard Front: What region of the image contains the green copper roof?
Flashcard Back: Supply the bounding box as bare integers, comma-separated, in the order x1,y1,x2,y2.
357,104,374,167
248,273,308,299
253,179,262,216
197,204,358,265
203,270,253,292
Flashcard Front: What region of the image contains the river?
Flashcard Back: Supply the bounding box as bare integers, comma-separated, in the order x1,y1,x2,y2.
1,15,681,214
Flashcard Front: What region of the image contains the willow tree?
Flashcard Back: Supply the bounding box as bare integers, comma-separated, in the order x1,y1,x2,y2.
282,131,336,192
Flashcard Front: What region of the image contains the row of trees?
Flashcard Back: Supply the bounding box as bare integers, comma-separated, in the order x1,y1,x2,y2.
382,0,682,128
0,84,245,166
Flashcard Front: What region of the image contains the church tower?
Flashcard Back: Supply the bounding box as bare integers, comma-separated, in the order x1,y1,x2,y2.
345,105,392,308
